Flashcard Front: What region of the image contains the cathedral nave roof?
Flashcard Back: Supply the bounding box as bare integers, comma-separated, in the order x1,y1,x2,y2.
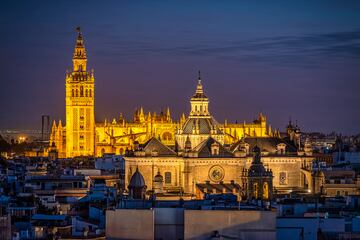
192,137,233,158
140,137,177,157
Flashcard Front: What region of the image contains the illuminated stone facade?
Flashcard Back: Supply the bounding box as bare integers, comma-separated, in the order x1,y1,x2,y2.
50,29,317,196
50,29,274,158
65,28,95,158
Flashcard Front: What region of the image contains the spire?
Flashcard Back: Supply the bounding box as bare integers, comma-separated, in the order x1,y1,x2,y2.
258,112,266,122
166,107,171,122
268,124,272,136
195,71,204,96
73,27,87,72
139,107,145,122
52,120,57,130
185,135,192,151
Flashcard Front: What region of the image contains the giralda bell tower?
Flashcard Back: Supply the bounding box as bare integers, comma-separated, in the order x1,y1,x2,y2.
65,27,95,157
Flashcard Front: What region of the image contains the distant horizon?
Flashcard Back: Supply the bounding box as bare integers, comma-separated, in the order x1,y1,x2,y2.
1,1,359,134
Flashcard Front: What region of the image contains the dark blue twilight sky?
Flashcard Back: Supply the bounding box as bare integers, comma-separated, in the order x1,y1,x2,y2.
0,1,359,134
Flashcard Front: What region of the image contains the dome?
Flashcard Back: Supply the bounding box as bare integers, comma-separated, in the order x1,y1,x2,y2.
252,145,261,153
248,163,267,176
181,117,222,135
128,168,145,188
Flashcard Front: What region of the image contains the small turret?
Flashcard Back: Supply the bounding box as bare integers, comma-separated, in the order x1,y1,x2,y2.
258,112,266,122
242,146,273,201
166,107,171,122
58,120,63,129
268,125,272,136
180,113,186,125
128,167,147,199
139,107,145,122
185,135,192,152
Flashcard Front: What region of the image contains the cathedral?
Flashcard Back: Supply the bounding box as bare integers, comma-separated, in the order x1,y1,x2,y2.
50,28,320,197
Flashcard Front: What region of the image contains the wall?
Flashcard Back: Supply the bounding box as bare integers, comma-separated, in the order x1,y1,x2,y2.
106,209,154,240
124,155,311,196
154,208,184,240
184,210,276,240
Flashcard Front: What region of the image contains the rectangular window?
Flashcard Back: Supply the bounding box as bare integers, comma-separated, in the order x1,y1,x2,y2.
279,172,287,185
165,172,171,184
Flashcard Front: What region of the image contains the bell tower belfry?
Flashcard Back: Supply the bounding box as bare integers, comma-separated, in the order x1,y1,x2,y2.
65,27,95,157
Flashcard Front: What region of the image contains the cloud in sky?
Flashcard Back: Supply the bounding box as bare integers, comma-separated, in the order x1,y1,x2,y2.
0,1,360,134
97,29,360,68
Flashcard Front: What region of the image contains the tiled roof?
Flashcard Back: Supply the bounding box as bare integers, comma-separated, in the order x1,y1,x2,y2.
193,137,233,158
142,137,177,156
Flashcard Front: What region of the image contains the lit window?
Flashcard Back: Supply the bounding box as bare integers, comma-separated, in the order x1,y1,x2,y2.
165,172,171,184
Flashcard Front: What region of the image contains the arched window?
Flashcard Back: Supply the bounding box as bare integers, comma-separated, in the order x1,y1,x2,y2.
162,132,172,141
89,89,92,97
253,183,259,199
263,182,269,199
85,89,88,97
75,89,78,97
80,86,84,97
72,89,74,97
